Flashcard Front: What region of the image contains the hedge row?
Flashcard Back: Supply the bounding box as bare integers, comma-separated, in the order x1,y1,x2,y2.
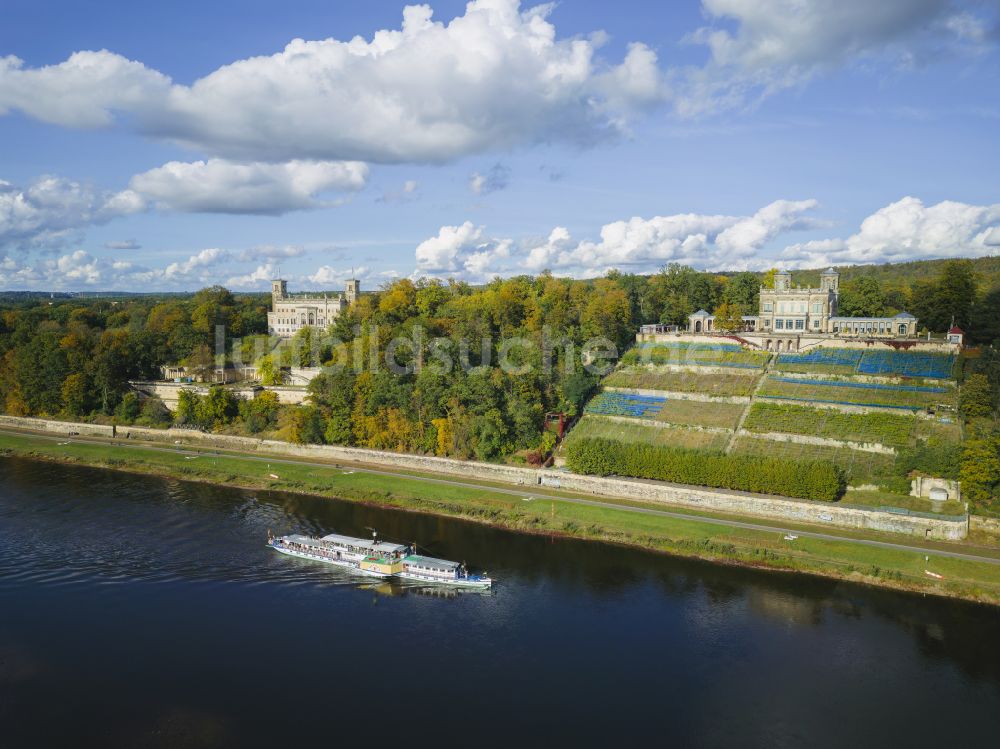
565,437,844,501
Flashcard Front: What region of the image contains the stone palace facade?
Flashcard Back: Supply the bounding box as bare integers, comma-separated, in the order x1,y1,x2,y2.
267,278,359,338
688,269,919,346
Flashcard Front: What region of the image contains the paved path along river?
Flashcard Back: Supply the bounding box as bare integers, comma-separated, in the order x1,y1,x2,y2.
4,426,998,567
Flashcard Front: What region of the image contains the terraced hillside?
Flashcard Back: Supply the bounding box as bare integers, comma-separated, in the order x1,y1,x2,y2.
563,341,964,514
622,341,770,370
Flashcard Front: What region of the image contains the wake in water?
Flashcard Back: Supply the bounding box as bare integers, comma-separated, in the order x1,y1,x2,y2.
0,460,375,590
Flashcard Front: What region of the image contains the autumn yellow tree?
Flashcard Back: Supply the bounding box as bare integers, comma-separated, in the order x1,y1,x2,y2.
712,303,744,332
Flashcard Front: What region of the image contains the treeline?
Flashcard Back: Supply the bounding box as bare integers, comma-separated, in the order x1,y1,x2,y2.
3,260,999,474
0,286,267,418
958,347,1000,511
565,437,845,501
0,272,642,461
700,259,1000,343
263,273,639,459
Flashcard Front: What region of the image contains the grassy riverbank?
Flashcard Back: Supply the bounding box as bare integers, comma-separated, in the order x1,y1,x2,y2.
3,429,1000,605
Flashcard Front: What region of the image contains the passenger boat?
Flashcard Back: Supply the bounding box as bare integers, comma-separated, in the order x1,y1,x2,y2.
267,530,409,578
267,530,493,588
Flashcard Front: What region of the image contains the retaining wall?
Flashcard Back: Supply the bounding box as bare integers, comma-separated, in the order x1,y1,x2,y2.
603,386,749,404
756,396,943,418
771,371,957,388
588,414,731,435
131,381,309,407
638,332,958,354
0,414,969,541
971,516,1000,538
734,429,895,455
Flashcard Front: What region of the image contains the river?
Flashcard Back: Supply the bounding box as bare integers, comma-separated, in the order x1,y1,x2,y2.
1,456,999,748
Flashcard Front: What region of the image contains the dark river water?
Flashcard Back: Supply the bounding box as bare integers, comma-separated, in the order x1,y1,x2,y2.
2,457,1000,748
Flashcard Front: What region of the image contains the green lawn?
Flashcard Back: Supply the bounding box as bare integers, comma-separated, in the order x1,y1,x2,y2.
759,376,958,409
843,489,965,517
563,415,731,451
655,399,745,430
622,345,769,369
604,366,760,397
743,401,961,448
730,435,898,487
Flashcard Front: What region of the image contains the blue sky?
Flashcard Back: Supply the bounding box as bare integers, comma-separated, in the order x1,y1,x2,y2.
1,0,999,291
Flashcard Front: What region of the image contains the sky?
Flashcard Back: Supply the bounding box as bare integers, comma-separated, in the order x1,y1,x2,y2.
1,0,999,292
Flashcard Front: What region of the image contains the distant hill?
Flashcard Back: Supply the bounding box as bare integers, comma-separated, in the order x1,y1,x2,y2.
0,291,75,301
0,290,269,302
790,255,1000,291
3,255,998,300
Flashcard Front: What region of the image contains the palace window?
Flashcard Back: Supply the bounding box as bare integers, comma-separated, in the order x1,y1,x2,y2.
812,303,822,313
775,319,784,330
763,302,773,312
795,319,804,330
813,319,821,329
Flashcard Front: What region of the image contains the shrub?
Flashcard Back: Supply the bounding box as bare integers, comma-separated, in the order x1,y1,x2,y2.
960,373,995,419
894,442,962,480
565,437,844,501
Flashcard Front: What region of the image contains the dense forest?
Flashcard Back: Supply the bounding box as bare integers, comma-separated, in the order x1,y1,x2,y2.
1,259,999,483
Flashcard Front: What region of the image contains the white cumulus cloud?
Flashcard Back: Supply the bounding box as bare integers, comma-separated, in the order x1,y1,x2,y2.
225,263,278,289
415,221,494,274
678,0,997,115
0,1,665,164
307,265,370,287
715,199,821,256
0,50,171,128
0,176,145,251
0,250,158,289
162,248,229,281
782,196,1000,266
413,199,824,279
412,196,1000,281
129,159,367,214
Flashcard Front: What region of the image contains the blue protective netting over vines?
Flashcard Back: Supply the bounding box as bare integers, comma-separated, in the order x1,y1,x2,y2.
585,391,667,418
775,347,954,379
856,350,955,379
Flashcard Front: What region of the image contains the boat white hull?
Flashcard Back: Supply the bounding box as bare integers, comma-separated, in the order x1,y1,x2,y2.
269,544,391,578
397,572,493,589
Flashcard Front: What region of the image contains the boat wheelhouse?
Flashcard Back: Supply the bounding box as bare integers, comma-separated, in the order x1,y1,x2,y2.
400,554,492,589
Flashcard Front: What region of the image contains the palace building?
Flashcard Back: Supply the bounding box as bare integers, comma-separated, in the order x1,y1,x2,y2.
687,269,919,342
267,278,359,338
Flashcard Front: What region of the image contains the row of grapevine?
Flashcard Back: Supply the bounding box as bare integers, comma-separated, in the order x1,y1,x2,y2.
565,437,844,501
